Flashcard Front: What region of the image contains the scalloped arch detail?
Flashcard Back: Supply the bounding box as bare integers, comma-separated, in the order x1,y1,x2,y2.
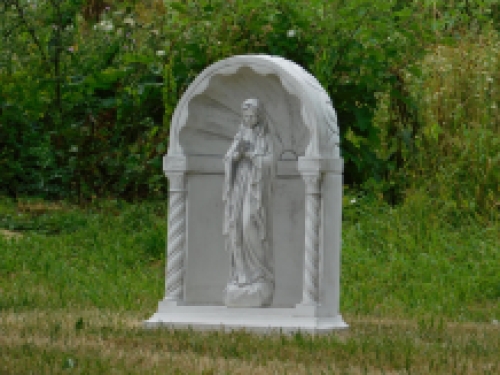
168,55,340,158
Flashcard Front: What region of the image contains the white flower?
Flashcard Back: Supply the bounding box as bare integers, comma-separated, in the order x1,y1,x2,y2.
350,198,357,204
287,29,296,38
70,146,78,153
123,17,135,26
156,50,166,57
96,20,113,32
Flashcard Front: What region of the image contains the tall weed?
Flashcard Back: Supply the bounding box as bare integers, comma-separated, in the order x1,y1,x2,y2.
375,29,500,220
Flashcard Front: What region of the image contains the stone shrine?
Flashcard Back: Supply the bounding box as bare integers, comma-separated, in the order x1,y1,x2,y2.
145,55,348,332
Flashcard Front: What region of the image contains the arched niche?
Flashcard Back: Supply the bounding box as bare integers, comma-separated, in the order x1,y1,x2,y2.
179,67,308,160
147,55,347,333
169,55,340,159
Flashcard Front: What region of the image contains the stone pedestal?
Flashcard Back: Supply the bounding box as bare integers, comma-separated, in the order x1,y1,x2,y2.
146,305,347,334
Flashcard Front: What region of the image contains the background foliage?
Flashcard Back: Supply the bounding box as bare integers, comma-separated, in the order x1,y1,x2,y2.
0,0,498,222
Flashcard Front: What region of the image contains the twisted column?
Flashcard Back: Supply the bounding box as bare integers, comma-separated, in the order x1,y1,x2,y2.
165,173,187,301
301,173,321,305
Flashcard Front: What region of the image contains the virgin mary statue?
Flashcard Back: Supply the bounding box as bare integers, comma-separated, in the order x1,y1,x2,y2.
223,98,275,307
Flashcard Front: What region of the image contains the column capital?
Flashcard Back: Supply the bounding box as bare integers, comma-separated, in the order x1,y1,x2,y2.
163,154,187,174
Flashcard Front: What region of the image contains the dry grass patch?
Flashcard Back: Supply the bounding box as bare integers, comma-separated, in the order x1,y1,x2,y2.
1,309,499,374
0,229,22,240
16,199,67,215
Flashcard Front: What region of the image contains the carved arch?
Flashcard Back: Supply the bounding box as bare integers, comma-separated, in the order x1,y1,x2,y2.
168,55,340,159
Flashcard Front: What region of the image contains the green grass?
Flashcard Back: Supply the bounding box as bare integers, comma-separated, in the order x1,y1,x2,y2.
0,198,166,312
0,195,499,374
342,191,500,321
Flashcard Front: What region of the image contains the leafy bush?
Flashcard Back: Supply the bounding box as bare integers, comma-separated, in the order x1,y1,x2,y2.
0,0,499,214
374,30,500,220
0,1,169,201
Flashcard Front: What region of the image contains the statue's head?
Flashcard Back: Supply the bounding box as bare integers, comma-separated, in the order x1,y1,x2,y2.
241,99,261,129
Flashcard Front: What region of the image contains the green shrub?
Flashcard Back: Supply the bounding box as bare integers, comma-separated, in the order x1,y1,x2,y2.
374,30,500,220
0,1,169,201
1,0,499,208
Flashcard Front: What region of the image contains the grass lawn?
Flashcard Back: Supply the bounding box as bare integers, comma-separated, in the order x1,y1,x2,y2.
0,195,499,374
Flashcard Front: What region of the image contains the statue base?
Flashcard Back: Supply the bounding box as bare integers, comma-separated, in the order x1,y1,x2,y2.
224,281,273,307
145,301,348,334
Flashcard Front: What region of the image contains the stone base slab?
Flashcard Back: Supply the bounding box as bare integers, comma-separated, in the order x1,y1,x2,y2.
144,303,348,334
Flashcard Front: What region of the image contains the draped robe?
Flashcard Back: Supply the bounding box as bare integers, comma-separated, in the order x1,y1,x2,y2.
223,123,274,307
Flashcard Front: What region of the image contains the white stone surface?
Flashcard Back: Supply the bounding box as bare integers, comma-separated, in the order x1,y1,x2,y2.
146,54,347,333
145,305,347,334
